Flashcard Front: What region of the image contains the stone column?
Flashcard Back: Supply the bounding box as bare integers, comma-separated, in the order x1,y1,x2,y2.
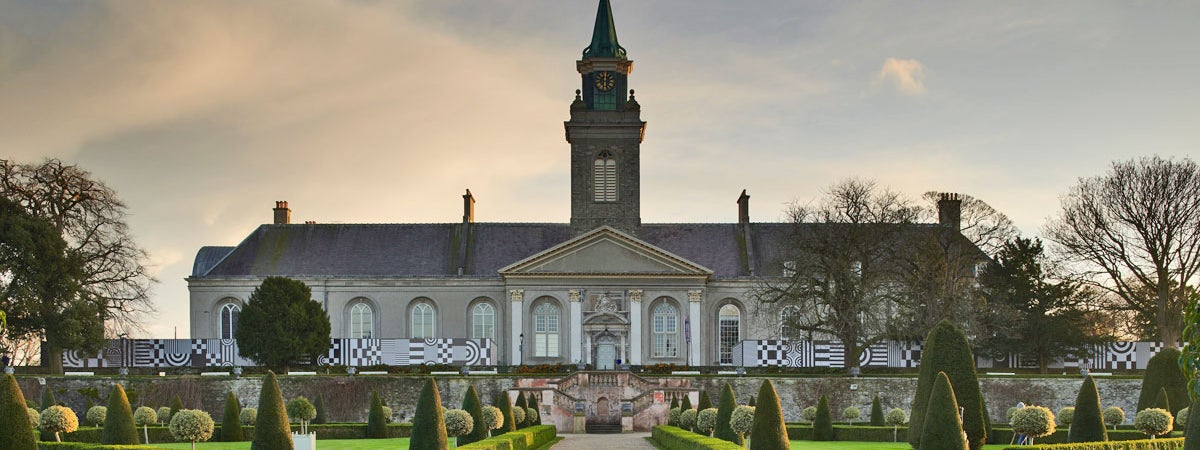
585,333,592,365
628,289,643,365
688,290,703,366
619,333,627,365
510,289,524,365
569,289,583,364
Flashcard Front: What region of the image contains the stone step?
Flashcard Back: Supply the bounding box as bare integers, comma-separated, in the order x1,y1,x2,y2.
585,422,623,434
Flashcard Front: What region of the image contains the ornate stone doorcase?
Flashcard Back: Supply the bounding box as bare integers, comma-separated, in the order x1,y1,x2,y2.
582,291,630,369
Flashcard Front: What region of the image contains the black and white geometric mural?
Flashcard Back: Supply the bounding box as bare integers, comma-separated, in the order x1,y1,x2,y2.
734,339,1162,370
63,338,494,368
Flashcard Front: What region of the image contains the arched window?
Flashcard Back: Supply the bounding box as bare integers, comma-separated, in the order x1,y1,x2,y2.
219,303,241,340
652,303,679,358
718,304,741,365
593,152,617,202
472,303,496,340
411,303,435,338
349,302,374,339
533,302,560,357
780,305,802,340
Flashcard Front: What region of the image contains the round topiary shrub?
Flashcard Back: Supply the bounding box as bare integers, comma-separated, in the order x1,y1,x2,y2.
510,404,525,425
286,396,316,434
668,407,681,427
1104,406,1125,430
39,405,79,442
87,406,108,427
135,406,158,444
169,409,214,450
525,407,538,425
1012,406,1057,445
1007,406,1020,424
382,406,393,423
802,406,818,422
28,407,41,428
696,408,718,436
680,408,698,431
1058,407,1075,426
731,405,755,435
239,408,257,425
1177,408,1189,428
844,406,862,425
444,408,474,438
1134,408,1173,438
886,408,908,442
481,405,503,433
157,407,172,425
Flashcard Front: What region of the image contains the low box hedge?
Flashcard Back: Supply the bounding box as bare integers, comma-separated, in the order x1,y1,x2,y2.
458,424,557,450
989,427,1179,445
999,437,1184,450
651,425,744,450
786,424,909,441
62,423,414,443
39,444,173,450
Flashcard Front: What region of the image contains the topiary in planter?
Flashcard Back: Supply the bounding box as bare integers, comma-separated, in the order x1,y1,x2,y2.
909,320,987,450
748,379,789,450
366,391,386,438
731,405,755,437
40,405,79,442
715,383,743,445
481,405,503,435
680,409,698,431
802,406,818,422
410,377,448,450
668,407,681,427
886,408,908,442
87,406,108,427
102,384,138,445
170,409,214,450
459,385,488,447
870,396,885,426
1012,406,1056,445
251,371,292,450
240,408,257,426
444,408,474,438
696,408,719,436
492,391,516,436
1103,406,1125,430
0,374,36,450
1058,407,1075,426
286,396,316,434
1138,347,1189,413
1134,408,1173,439
1068,376,1108,443
920,372,968,450
813,396,834,441
134,406,158,444
221,391,244,442
844,406,862,426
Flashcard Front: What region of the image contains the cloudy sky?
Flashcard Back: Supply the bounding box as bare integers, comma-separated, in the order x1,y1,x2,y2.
2,0,1197,338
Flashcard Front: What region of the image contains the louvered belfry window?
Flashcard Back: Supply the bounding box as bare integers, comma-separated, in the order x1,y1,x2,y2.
594,151,618,202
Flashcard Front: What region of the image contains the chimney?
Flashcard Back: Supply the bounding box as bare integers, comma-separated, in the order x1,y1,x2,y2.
273,201,291,225
462,189,475,223
737,189,750,226
937,193,962,230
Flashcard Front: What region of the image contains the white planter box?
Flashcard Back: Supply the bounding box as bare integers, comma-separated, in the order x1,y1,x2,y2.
292,432,316,450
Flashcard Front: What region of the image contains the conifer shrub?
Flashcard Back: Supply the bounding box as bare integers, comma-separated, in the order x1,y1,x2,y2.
312,394,327,425
1138,347,1190,413
286,396,316,434
697,408,719,436
671,396,679,410
445,408,474,438
748,379,789,450
669,407,681,427
870,396,885,426
0,373,36,450
492,391,516,436
459,385,489,447
699,389,713,411
680,409,698,431
366,391,386,438
102,384,138,445
681,394,693,413
1069,376,1108,443
157,407,172,425
1104,407,1126,430
844,406,862,426
41,389,58,441
1059,407,1075,426
813,396,834,441
1156,388,1172,413
514,392,528,429
251,371,293,450
410,377,448,450
715,383,743,445
170,394,184,423
1134,408,1173,438
1183,406,1200,450
886,408,908,442
221,391,244,442
240,408,257,426
1012,406,1057,445
748,396,756,407
134,406,158,444
802,406,818,422
481,405,503,434
40,405,79,442
170,409,215,450
87,406,108,427
920,372,969,450
909,320,987,450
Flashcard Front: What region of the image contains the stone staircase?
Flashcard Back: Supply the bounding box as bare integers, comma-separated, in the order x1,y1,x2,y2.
548,371,696,433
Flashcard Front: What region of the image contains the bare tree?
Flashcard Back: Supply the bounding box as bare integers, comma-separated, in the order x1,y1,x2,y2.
921,191,1018,257
1045,156,1200,345
887,224,986,340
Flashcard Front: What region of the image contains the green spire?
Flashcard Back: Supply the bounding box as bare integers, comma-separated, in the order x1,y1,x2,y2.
583,0,626,59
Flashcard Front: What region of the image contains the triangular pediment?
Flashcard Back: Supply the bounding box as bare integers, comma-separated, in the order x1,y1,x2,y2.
499,226,712,278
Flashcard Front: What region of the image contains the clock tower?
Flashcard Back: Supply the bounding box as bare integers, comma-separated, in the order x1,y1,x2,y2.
566,0,646,236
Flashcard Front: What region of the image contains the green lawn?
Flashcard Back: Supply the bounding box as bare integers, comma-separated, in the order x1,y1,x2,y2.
154,438,410,449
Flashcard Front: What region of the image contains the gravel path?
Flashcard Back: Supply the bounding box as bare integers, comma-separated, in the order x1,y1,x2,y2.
551,431,657,450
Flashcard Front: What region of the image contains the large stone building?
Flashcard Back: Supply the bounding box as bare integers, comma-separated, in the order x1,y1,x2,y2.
187,0,972,369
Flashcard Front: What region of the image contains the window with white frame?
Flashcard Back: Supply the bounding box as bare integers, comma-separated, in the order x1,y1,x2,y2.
411,302,435,338
718,304,741,364
349,302,374,339
652,302,679,357
593,152,618,202
219,303,240,340
533,302,560,357
472,302,495,340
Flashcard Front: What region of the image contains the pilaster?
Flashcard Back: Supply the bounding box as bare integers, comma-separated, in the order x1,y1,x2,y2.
510,289,525,365
569,289,583,364
628,289,643,365
688,289,703,366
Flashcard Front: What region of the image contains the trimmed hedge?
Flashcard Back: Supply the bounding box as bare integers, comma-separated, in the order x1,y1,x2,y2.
1000,437,1184,450
38,444,173,450
781,425,1174,444
63,423,412,443
652,426,745,450
458,424,557,450
1137,347,1189,413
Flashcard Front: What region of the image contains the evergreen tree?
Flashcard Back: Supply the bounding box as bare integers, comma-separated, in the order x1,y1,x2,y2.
236,276,332,372
1138,347,1190,413
670,396,679,410
221,391,244,442
749,380,790,450
681,394,694,432
1184,406,1200,450
908,320,987,450
1069,376,1108,443
492,391,515,436
920,372,968,450
699,389,713,411
814,396,834,441
40,389,57,441
1156,387,1172,412
0,374,36,450
170,394,184,423
871,396,885,426
251,371,293,450
714,383,743,445
514,391,528,429
312,395,326,425
409,378,448,450
101,384,138,445
366,391,386,438
459,385,488,447
748,396,756,407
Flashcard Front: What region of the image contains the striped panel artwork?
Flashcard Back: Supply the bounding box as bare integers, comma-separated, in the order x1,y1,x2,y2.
64,338,494,368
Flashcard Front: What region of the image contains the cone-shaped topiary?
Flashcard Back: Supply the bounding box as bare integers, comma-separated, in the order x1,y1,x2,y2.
1156,387,1172,412
102,384,139,445
1069,376,1108,443
1184,405,1200,450
251,371,292,450
749,396,756,407
366,391,386,439
40,388,57,441
312,394,326,425
909,320,987,450
0,374,37,450
920,372,968,450
714,383,743,445
514,391,528,429
492,391,515,436
671,396,679,410
749,379,790,450
221,391,244,442
459,385,488,447
871,396,885,426
814,395,834,441
1138,347,1189,413
410,378,448,450
699,389,713,411
170,394,184,422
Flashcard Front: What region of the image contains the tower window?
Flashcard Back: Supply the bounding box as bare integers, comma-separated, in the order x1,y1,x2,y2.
594,152,618,202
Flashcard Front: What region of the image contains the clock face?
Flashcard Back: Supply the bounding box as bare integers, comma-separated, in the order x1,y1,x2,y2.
594,71,616,92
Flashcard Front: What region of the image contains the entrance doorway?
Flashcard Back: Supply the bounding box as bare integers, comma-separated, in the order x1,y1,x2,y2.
597,343,616,370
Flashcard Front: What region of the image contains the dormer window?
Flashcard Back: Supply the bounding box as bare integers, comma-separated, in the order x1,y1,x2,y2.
594,151,618,202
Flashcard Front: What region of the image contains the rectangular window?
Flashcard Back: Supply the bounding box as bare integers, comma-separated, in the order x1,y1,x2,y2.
535,334,559,357
594,92,617,110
